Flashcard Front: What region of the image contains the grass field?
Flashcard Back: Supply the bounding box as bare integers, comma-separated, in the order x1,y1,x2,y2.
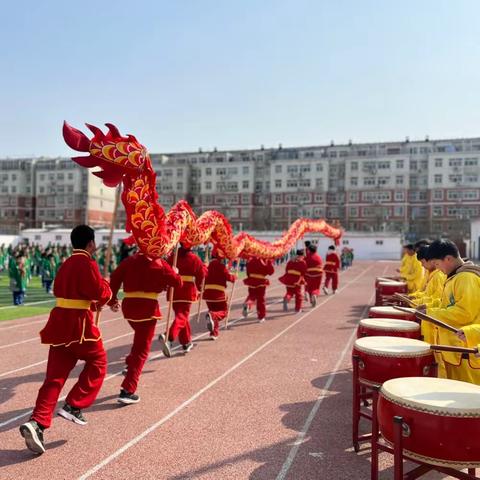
0,272,54,322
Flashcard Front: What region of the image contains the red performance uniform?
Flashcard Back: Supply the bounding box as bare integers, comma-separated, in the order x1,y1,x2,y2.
324,251,341,291
203,258,236,337
168,248,207,346
305,252,323,296
108,253,182,393
279,257,307,311
243,258,274,320
32,249,112,428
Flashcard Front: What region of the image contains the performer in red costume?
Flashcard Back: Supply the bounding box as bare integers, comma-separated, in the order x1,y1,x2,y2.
323,245,340,295
20,225,112,455
203,250,236,339
305,244,323,307
279,249,307,313
242,256,275,322
159,245,207,356
108,252,181,404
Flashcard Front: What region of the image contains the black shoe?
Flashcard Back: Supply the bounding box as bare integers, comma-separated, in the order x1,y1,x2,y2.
182,343,194,353
122,366,128,376
158,333,171,358
206,312,214,334
20,420,45,455
242,304,248,317
118,389,140,405
58,403,87,425
283,298,288,312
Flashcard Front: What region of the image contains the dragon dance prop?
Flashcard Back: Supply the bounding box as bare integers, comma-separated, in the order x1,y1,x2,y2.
62,122,343,259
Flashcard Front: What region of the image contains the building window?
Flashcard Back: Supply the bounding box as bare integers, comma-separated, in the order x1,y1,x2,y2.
394,191,405,201
349,207,358,217
364,177,375,186
449,175,462,183
205,182,212,190
206,168,212,176
396,160,404,169
394,206,404,216
176,182,183,190
435,158,443,168
342,239,349,245
396,176,404,185
378,161,390,169
465,158,478,166
316,163,324,172
275,180,282,188
433,206,442,217
242,181,249,189
287,165,298,174
378,177,389,186
242,166,249,174
433,190,443,200
350,177,358,186
375,240,384,245
434,174,443,184
449,158,462,167
349,192,359,202
350,162,358,171
315,178,323,189
275,165,282,173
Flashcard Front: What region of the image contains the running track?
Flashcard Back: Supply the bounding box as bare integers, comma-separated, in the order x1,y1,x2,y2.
0,261,451,479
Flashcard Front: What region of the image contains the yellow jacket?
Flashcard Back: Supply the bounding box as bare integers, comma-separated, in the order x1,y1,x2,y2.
427,264,480,368
412,269,446,308
401,254,424,293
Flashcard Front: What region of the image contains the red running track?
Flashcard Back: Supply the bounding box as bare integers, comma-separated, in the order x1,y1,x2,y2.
0,261,451,479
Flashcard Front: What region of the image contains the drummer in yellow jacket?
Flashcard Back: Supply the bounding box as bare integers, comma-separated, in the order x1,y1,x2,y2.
409,246,446,362
422,240,480,385
399,244,424,293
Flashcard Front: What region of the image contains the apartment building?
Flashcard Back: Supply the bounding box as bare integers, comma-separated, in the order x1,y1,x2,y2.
0,157,115,233
2,136,479,240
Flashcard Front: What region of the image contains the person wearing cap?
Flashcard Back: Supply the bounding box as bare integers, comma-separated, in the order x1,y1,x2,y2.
203,250,236,338
279,249,307,313
323,245,340,295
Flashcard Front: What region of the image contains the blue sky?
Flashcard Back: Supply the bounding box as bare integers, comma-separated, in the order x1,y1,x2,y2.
1,0,480,156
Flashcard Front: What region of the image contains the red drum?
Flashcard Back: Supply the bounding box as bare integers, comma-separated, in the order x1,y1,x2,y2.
352,336,435,387
378,377,480,468
375,276,401,288
369,306,417,322
375,280,408,306
357,318,420,339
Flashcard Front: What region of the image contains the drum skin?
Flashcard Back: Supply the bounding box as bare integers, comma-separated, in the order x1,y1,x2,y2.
378,378,480,468
375,277,401,288
357,318,420,340
369,306,417,321
352,338,434,387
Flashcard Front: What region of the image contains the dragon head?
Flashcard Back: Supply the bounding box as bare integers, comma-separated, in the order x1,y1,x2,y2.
63,121,149,187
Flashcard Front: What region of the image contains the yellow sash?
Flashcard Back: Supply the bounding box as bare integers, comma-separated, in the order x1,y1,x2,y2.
181,275,195,282
124,291,158,300
204,284,226,292
56,298,91,309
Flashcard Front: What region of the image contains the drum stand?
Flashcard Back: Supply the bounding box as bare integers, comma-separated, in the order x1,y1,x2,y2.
352,354,375,452
370,388,479,480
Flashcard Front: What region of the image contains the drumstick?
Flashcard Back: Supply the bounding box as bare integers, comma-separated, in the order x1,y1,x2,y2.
394,306,459,334
392,292,415,306
430,344,478,355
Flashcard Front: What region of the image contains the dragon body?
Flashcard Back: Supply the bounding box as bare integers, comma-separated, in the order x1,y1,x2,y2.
63,122,342,259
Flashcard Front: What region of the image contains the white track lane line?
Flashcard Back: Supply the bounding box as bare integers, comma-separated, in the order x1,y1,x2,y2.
275,264,389,480
0,286,285,428
78,264,373,480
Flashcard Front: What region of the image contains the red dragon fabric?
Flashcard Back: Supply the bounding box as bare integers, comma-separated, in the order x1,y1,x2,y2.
63,122,342,259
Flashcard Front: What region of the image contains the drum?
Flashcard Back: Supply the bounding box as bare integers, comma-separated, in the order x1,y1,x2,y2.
357,318,420,339
352,336,434,387
369,306,417,321
375,276,401,289
375,280,408,306
378,377,480,468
